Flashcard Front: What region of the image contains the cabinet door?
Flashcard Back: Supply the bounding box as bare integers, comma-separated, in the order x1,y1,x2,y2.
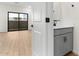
63,33,73,54
54,35,64,56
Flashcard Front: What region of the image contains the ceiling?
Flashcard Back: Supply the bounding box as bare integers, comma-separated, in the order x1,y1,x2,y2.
0,2,33,7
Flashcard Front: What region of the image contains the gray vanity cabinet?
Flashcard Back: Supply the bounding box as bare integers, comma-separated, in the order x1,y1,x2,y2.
54,27,73,56
64,33,73,54
54,35,65,56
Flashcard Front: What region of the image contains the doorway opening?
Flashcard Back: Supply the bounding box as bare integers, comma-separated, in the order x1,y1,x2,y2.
8,12,28,32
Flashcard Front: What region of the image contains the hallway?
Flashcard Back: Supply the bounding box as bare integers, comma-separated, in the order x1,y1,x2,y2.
0,31,32,56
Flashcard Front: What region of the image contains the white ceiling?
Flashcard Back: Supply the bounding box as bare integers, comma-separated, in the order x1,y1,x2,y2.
0,2,45,8
0,2,33,7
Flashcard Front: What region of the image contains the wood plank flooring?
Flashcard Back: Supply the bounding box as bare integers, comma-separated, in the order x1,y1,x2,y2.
66,53,78,56
0,31,32,56
0,30,77,56
65,51,78,56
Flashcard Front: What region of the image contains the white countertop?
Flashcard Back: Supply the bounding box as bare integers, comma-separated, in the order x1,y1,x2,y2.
53,26,74,29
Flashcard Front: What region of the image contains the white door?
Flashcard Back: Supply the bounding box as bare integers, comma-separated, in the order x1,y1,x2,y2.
31,3,47,56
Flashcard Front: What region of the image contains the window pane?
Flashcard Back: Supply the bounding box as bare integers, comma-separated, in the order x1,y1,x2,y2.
9,13,18,21
20,14,27,21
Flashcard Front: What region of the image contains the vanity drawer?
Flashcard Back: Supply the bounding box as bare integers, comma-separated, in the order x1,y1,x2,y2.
54,27,73,36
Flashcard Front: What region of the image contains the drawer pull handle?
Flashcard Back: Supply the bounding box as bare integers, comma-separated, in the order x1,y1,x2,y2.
64,37,67,43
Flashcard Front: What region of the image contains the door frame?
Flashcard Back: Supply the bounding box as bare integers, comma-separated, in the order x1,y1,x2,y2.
7,11,28,32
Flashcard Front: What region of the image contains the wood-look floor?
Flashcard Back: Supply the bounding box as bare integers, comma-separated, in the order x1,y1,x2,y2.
66,53,77,56
0,31,32,56
64,51,78,56
0,30,77,56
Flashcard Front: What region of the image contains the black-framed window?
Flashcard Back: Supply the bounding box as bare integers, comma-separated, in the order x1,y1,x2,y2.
8,12,28,32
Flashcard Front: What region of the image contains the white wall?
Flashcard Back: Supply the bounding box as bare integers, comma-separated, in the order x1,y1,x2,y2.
46,2,54,56
0,3,31,32
0,4,17,32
